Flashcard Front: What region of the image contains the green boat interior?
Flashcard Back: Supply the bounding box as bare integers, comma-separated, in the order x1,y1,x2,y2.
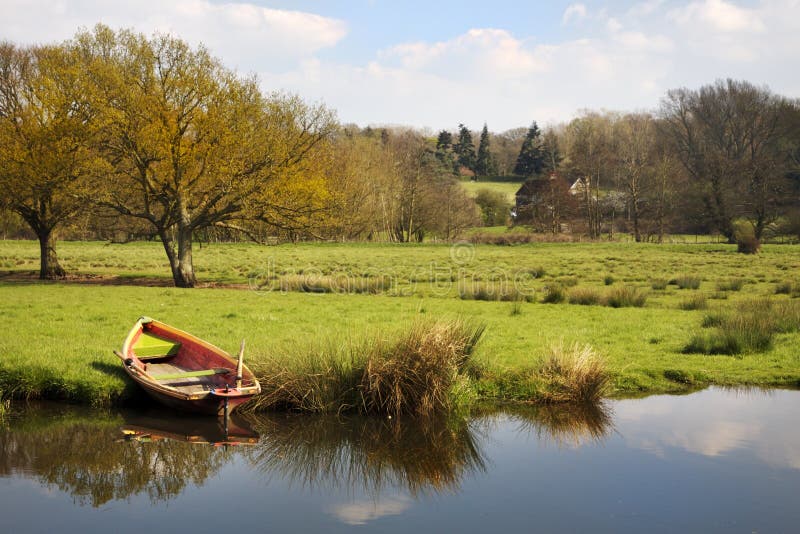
133,332,182,360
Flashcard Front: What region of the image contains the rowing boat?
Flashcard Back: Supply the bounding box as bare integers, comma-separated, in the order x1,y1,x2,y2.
115,317,261,416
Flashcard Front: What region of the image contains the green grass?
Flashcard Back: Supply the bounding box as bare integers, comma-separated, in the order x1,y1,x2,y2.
460,180,522,203
1,239,800,407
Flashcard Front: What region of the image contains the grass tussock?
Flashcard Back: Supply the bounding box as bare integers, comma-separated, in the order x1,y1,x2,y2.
568,287,603,306
562,285,648,308
361,320,485,416
473,343,612,405
459,283,535,303
684,299,800,355
672,275,702,290
274,274,392,294
468,232,576,245
650,278,668,290
679,293,708,310
716,278,745,292
604,285,648,308
541,284,566,304
247,319,487,417
775,280,800,297
536,343,612,404
246,341,366,413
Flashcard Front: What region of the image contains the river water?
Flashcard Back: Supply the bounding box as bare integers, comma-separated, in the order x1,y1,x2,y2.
1,387,798,533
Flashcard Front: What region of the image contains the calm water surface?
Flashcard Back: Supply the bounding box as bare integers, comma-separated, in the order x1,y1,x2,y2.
1,387,799,533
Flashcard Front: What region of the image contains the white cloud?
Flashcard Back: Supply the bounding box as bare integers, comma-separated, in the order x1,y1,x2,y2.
0,0,347,71
293,0,798,130
329,496,411,525
562,3,589,25
2,0,799,131
380,29,545,80
269,27,674,130
616,389,800,470
669,0,765,33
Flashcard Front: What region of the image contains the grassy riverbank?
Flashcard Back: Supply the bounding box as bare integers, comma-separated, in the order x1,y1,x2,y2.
1,239,799,410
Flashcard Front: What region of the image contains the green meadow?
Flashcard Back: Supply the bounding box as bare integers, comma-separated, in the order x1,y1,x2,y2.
459,179,522,203
1,239,799,407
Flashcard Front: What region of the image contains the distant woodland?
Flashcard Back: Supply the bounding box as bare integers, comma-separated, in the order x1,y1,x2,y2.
2,26,799,286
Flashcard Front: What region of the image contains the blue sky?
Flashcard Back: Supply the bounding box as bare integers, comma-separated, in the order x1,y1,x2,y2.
2,1,798,131
254,0,573,60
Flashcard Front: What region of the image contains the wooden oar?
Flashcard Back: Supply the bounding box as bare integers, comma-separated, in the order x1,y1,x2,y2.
113,350,155,380
236,339,245,389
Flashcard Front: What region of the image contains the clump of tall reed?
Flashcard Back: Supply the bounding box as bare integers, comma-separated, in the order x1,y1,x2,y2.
650,278,668,290
568,287,602,306
246,319,487,417
541,284,566,304
679,293,708,310
564,285,647,308
247,339,366,413
775,280,800,297
716,278,745,292
459,282,535,302
684,299,800,355
604,285,648,308
672,275,702,289
273,274,392,294
536,343,612,403
485,343,612,405
468,232,575,245
775,280,793,294
361,320,485,416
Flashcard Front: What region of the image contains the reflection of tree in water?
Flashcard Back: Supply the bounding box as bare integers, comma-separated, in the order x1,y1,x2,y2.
0,406,232,507
0,401,613,506
245,414,488,497
500,402,614,447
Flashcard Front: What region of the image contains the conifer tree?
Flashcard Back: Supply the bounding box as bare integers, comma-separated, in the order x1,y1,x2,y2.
514,121,545,177
435,130,458,174
475,123,495,178
454,123,476,173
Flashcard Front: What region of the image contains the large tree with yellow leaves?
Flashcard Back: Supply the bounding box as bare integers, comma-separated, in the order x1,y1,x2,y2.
72,26,336,287
0,42,96,279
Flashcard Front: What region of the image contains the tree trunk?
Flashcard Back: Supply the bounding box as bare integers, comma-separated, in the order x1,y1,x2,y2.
632,195,641,243
709,174,736,243
174,227,197,287
159,227,197,288
38,230,65,280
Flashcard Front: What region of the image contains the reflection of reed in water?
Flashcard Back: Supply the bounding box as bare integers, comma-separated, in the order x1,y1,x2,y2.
501,401,614,447
244,414,487,497
0,406,234,507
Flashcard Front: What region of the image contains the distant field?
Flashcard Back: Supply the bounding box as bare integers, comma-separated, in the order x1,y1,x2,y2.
460,179,522,202
1,239,799,406
2,239,798,295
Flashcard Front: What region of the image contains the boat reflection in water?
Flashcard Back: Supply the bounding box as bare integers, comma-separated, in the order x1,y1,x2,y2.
0,401,612,507
121,411,260,447
0,405,240,507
